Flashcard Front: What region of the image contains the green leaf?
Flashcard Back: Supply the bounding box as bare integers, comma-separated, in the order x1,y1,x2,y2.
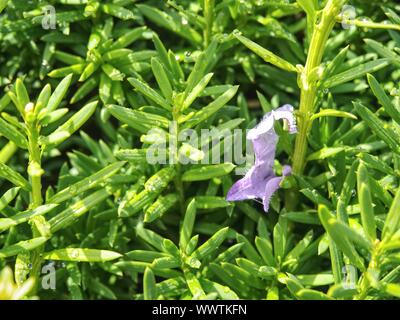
0,237,48,258
162,239,180,257
273,217,288,263
42,248,121,262
128,77,170,110
194,196,230,209
192,227,229,260
255,236,276,267
0,0,9,13
35,84,51,114
300,188,332,208
182,73,213,110
119,190,156,218
310,109,357,122
49,161,125,204
143,267,157,300
107,105,169,134
0,204,57,233
125,250,168,262
0,187,20,212
215,243,244,264
354,101,400,154
46,74,73,112
115,149,147,162
296,289,333,300
54,50,85,65
0,162,30,190
101,4,134,20
90,278,117,300
327,237,343,285
323,45,350,80
39,108,69,126
49,189,109,232
357,162,377,241
200,279,239,300
328,284,358,299
110,27,148,50
384,283,400,298
284,230,314,267
0,117,27,149
367,73,400,125
364,39,400,66
318,205,365,270
101,64,125,81
357,153,396,177
183,86,239,128
151,57,173,102
144,167,176,192
307,147,347,161
184,39,218,98
234,31,297,72
70,77,99,104
15,79,30,109
40,101,98,147
79,62,100,82
297,274,334,287
383,187,400,241
151,33,170,68
281,211,320,225
337,160,359,223
184,269,207,299
144,193,178,223
179,199,196,250
332,219,373,251
235,235,263,265
136,224,168,252
323,59,390,88
182,163,235,181
48,64,85,78
137,4,202,45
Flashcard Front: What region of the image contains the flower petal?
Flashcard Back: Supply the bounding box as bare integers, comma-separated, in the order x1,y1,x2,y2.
226,172,257,201
226,104,297,212
262,165,292,212
272,104,297,134
262,175,283,212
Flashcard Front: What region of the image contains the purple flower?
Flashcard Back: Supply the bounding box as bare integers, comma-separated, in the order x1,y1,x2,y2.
226,104,297,212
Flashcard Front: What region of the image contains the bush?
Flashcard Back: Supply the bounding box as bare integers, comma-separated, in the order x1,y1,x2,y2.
0,0,400,300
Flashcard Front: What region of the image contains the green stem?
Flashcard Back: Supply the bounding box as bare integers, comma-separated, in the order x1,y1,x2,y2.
26,115,45,290
285,1,347,210
27,122,43,209
336,17,400,32
174,163,185,216
172,106,185,215
356,250,380,300
292,0,343,175
204,0,215,47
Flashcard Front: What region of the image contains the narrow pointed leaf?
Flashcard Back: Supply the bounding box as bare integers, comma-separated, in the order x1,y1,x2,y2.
234,32,297,72
0,162,30,190
0,204,57,232
42,248,122,262
0,237,48,258
47,74,73,112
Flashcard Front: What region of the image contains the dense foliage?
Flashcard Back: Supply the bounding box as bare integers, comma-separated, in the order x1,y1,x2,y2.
0,0,400,300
